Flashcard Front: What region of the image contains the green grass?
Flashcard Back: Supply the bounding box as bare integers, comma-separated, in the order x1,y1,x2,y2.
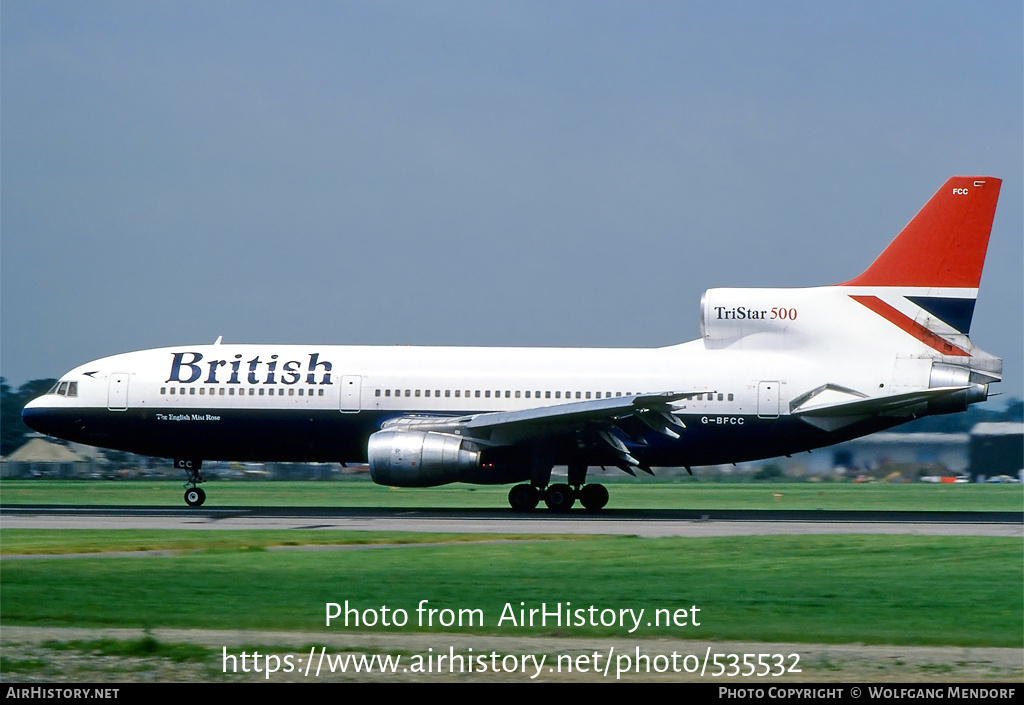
0,529,581,556
2,479,1021,511
1,532,1020,647
43,635,216,662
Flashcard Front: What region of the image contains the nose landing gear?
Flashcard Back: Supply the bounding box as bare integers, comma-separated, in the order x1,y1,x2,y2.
184,486,206,507
176,459,206,507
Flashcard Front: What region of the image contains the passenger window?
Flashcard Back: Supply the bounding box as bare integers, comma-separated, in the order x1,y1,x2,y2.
728,393,734,401
160,387,166,395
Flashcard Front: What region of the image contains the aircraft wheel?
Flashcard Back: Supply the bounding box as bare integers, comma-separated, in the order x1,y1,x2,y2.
184,487,206,507
579,483,609,511
508,484,540,512
544,483,576,512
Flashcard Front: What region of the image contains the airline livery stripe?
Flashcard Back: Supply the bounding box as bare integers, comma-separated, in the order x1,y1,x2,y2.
848,295,970,357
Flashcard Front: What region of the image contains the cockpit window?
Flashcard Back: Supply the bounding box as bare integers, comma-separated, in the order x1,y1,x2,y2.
49,380,79,397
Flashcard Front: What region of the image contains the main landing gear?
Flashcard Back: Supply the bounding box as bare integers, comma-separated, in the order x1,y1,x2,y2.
507,482,609,512
176,459,206,507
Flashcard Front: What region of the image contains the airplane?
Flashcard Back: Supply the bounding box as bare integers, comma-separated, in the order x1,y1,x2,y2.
22,176,1003,511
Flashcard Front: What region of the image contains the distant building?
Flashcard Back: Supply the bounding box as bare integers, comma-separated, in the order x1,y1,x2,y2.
1,437,85,478
968,423,1024,482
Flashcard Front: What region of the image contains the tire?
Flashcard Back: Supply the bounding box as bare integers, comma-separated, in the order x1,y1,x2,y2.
579,483,609,511
544,483,576,512
184,487,206,507
508,484,540,512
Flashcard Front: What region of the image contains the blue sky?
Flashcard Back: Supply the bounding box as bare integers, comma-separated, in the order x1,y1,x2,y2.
2,1,1021,403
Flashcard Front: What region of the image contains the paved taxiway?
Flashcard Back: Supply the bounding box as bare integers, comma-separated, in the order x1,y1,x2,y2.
2,507,1020,537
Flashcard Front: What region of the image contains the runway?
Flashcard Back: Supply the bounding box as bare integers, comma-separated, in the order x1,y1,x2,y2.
2,506,1020,537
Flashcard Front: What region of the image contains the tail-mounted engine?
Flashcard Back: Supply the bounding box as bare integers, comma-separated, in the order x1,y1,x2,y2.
700,288,826,350
926,363,989,415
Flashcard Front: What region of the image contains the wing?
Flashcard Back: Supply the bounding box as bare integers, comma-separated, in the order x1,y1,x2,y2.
379,391,698,474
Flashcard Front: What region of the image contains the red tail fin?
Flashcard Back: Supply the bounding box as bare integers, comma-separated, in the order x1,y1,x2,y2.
844,177,1001,288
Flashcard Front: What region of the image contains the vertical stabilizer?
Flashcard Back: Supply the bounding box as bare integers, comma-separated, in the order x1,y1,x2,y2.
844,176,1001,289
840,176,1002,383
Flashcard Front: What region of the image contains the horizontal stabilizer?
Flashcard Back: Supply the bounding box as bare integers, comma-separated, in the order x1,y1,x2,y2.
793,386,969,418
792,386,973,432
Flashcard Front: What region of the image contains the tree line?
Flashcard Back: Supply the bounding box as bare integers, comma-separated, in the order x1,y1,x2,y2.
1,377,56,456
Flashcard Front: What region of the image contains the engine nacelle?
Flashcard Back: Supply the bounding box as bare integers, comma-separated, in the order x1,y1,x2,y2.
700,286,924,353
700,287,822,350
367,429,482,487
927,363,988,415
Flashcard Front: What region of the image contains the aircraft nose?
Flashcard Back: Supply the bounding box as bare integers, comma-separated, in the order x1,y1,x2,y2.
21,397,57,435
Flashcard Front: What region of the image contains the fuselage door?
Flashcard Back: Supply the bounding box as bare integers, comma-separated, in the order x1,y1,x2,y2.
757,381,780,419
339,375,362,413
108,373,129,411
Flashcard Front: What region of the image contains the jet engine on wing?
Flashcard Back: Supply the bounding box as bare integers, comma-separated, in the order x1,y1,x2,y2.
367,429,483,487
